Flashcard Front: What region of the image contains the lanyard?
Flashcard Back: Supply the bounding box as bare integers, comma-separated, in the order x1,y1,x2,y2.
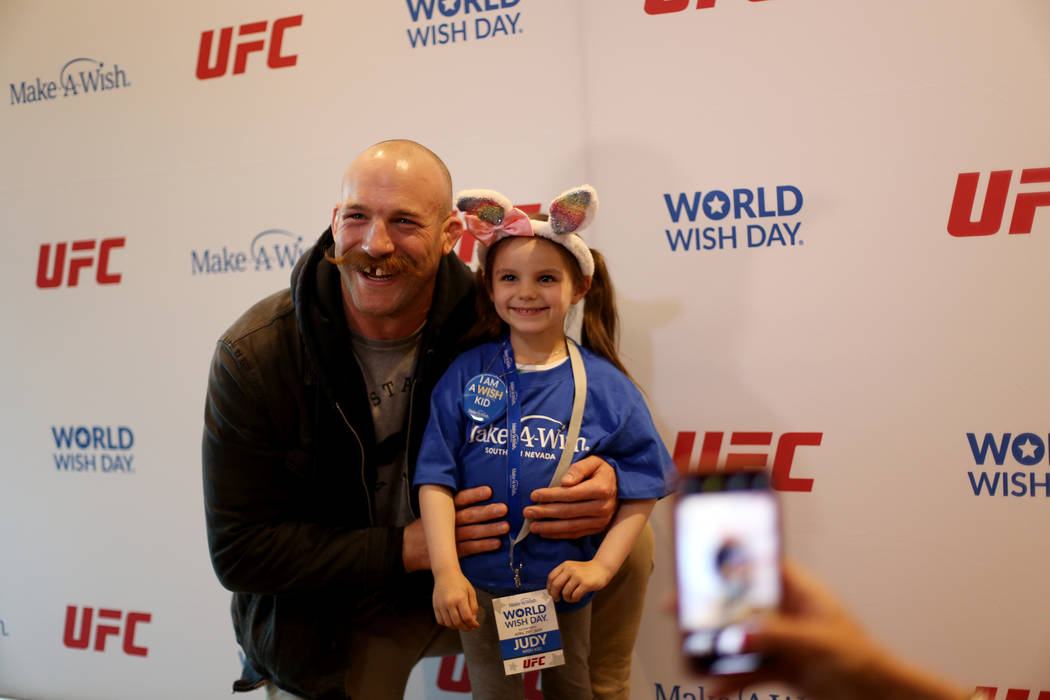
498,336,588,588
499,341,524,528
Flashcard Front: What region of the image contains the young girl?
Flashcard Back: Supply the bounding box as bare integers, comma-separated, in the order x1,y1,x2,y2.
413,185,676,699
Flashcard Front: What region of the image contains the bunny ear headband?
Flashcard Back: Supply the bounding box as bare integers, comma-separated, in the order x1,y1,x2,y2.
456,185,598,278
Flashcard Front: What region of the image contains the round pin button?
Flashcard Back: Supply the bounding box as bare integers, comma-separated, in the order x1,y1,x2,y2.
462,373,508,424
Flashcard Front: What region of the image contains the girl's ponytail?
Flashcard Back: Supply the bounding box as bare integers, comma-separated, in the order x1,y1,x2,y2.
580,248,634,383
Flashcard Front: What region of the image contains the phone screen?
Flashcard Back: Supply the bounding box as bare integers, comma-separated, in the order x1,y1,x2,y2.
675,472,780,674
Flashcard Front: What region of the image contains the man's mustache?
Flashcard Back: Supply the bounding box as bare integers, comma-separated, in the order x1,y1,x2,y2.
324,247,423,277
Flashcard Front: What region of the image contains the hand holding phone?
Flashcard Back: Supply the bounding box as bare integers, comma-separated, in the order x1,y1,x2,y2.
674,471,781,675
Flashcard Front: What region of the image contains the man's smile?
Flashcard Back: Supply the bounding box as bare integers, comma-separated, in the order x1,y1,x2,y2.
360,265,395,281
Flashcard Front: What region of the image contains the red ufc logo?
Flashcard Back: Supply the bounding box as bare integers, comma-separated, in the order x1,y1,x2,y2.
976,688,1050,700
948,168,1050,236
196,14,303,80
672,431,821,492
36,238,125,288
63,605,151,657
456,203,541,265
645,0,770,15
437,655,541,699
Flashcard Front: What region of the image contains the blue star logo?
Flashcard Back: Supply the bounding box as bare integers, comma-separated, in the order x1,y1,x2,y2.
702,190,730,220
440,0,461,15
1012,433,1045,466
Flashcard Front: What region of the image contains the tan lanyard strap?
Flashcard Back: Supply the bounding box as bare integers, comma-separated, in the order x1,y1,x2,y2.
510,339,587,551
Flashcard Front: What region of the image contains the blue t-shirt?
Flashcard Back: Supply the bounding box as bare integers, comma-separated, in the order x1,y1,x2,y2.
414,340,676,607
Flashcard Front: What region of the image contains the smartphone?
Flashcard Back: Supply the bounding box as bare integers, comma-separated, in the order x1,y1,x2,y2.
674,470,781,675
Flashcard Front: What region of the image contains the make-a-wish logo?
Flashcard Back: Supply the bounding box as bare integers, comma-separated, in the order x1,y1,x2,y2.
655,684,805,700
405,0,523,49
661,185,804,252
966,432,1050,497
10,58,131,106
468,415,590,461
191,229,306,275
51,425,135,473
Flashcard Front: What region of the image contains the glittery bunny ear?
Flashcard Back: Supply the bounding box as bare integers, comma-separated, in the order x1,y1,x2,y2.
456,188,534,246
548,185,598,235
456,189,514,226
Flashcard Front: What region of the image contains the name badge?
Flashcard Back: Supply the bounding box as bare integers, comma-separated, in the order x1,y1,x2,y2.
492,589,564,675
462,373,508,424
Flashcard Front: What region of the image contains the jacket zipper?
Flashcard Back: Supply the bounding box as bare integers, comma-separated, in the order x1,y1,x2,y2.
403,373,418,515
334,400,373,527
403,346,433,517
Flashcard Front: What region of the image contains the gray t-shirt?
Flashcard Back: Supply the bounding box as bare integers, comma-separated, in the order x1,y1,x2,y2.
349,325,423,527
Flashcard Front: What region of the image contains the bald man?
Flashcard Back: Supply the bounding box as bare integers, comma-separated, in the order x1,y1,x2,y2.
203,141,649,700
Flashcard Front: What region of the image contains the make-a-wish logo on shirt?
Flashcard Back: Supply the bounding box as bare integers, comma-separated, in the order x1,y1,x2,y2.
467,415,589,460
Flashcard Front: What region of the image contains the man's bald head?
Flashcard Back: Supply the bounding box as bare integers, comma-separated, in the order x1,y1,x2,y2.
342,139,453,216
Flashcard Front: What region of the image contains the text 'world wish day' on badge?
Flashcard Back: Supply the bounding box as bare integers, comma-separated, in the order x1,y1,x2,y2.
492,589,564,675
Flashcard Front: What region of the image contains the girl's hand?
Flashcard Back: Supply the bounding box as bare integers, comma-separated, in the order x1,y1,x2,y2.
547,559,615,603
432,571,479,631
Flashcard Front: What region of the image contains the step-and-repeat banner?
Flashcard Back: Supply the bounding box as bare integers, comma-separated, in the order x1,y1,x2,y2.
1,1,1048,698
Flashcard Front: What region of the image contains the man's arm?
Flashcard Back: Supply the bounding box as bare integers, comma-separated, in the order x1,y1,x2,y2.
405,460,616,568
203,341,404,594
524,455,619,539
402,486,508,572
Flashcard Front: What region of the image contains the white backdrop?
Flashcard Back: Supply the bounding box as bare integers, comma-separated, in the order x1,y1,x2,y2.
1,1,1048,699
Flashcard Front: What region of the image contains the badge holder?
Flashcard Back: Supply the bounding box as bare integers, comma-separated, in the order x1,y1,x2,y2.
492,340,588,675
493,589,562,674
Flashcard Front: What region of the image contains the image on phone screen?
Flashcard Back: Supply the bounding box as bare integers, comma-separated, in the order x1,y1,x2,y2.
675,475,780,675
